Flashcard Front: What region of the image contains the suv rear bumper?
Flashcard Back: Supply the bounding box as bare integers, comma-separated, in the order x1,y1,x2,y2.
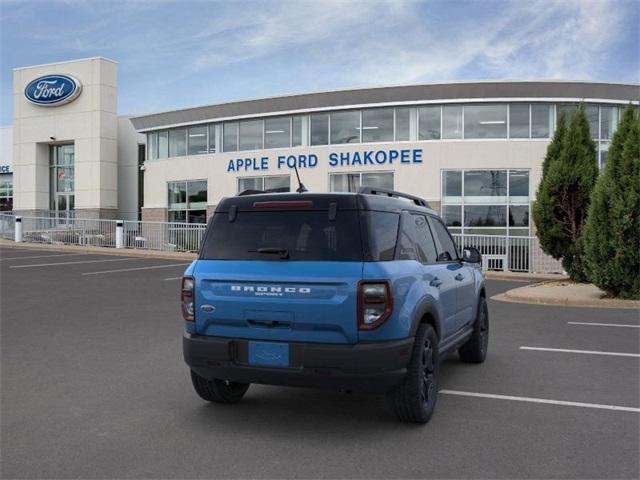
183,333,414,393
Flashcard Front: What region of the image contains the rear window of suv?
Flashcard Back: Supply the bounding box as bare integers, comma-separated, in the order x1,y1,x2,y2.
200,210,363,261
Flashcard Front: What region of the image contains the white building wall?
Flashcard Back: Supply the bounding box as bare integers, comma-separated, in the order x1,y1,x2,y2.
141,140,549,217
116,116,144,220
12,57,118,217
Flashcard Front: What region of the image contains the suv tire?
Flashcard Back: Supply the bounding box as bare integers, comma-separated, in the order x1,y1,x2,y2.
458,296,489,363
190,370,250,404
390,324,439,424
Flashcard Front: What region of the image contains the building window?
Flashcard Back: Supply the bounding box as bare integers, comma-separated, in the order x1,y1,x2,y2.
419,106,441,140
329,171,393,192
50,144,75,218
238,175,290,193
292,116,303,147
264,117,291,149
169,128,187,157
239,119,263,150
147,132,158,160
509,104,529,139
442,105,463,139
585,104,599,140
187,126,208,155
362,108,394,143
168,180,207,223
310,113,329,145
600,106,619,140
158,131,168,159
330,110,360,144
531,104,552,138
0,173,12,211
441,169,530,236
208,124,217,153
464,104,507,139
395,107,411,141
223,122,239,152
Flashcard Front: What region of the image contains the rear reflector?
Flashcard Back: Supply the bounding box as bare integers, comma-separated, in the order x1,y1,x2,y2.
253,200,313,209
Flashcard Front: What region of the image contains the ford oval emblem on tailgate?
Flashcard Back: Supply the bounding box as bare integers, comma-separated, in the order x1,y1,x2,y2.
200,304,215,313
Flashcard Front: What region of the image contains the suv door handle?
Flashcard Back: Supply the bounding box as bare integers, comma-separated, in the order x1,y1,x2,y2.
429,277,443,287
455,273,465,281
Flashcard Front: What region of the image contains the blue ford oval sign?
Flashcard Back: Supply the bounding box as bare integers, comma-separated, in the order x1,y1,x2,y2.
24,74,82,106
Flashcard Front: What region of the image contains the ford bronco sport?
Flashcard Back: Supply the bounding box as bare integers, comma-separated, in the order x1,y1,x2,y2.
182,187,488,423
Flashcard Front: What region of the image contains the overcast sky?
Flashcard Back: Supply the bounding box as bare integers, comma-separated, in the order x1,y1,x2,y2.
1,0,638,126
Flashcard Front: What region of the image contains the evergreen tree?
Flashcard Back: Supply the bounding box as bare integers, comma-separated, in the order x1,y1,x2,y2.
533,104,598,281
584,106,640,298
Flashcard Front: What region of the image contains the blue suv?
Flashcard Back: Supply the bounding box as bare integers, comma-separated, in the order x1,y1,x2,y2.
182,187,488,423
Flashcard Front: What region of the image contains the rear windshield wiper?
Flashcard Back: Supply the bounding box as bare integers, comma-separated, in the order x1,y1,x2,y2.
249,247,290,259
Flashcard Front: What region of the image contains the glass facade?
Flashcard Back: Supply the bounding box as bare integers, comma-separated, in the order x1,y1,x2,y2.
329,171,394,192
143,103,624,165
49,144,75,219
0,173,12,211
238,175,290,193
362,108,394,143
464,104,507,139
167,180,207,223
441,169,530,236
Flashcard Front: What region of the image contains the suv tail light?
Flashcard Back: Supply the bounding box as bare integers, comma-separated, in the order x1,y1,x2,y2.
181,276,195,321
358,281,393,330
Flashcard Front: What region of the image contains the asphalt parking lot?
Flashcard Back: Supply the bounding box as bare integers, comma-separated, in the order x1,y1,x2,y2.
1,245,639,479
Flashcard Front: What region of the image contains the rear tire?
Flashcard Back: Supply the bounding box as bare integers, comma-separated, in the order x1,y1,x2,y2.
458,296,489,363
190,370,250,404
389,324,439,424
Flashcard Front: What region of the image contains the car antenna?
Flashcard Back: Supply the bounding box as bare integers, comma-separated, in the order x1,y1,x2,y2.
292,162,308,193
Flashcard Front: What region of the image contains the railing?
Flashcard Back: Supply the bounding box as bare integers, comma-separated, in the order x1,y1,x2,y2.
122,220,206,252
20,216,118,248
3,214,564,272
0,213,15,240
453,234,564,274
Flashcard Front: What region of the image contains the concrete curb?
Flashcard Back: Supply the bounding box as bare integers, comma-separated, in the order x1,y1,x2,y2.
0,239,197,261
492,281,640,310
485,271,568,282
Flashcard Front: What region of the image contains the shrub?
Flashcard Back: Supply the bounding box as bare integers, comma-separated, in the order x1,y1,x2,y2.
584,106,640,298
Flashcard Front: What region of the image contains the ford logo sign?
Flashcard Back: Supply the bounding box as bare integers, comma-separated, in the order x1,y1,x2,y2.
24,74,82,106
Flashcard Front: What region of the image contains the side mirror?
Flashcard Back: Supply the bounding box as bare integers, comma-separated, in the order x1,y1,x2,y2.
462,247,482,264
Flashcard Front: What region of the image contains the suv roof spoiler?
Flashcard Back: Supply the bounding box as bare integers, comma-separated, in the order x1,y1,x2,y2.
358,186,431,208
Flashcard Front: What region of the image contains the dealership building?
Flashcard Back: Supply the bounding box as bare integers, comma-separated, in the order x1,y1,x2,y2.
4,57,638,241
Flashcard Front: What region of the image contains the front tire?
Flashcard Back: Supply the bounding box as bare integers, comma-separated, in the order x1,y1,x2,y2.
190,370,250,404
389,324,439,424
458,296,489,363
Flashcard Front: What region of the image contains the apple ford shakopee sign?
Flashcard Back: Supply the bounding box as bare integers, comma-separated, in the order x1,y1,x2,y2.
24,74,82,106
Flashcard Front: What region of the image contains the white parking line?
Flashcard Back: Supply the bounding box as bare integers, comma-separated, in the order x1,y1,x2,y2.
520,346,640,358
439,390,640,413
82,263,190,276
164,277,182,281
1,253,87,261
568,321,640,329
10,258,135,269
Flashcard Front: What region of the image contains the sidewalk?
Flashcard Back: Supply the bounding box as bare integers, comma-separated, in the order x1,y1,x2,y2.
0,238,197,261
493,279,640,310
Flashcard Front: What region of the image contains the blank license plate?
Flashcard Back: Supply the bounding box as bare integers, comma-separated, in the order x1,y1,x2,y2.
248,341,290,367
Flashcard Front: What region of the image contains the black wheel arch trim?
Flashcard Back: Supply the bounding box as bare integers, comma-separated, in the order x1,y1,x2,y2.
410,300,442,341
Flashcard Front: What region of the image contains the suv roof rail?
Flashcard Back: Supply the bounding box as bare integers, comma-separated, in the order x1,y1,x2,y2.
238,187,290,196
358,186,431,208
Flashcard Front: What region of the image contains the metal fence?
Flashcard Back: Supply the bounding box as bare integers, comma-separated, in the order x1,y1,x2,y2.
2,214,565,273
453,233,564,274
0,213,15,240
20,216,118,248
122,220,207,252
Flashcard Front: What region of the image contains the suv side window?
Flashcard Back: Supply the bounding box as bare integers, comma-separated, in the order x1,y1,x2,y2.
397,212,438,263
428,216,459,262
